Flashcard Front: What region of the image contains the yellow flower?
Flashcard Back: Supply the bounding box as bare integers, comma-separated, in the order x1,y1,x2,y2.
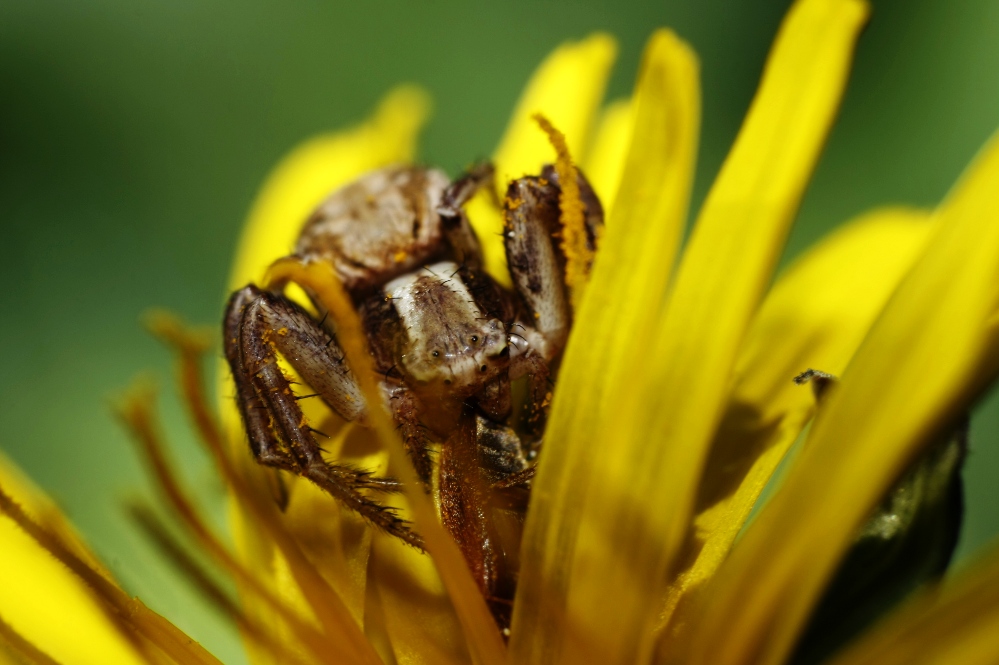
4,0,999,663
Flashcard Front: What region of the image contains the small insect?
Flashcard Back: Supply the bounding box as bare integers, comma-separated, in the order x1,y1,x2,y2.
223,161,603,629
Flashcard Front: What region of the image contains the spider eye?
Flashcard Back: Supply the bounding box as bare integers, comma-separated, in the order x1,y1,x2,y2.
470,335,479,343
480,364,488,373
432,350,440,358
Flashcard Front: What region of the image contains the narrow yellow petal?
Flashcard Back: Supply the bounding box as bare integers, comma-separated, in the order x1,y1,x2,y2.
466,34,617,282
219,87,430,665
825,548,999,665
265,259,507,665
276,425,381,628
639,0,867,632
0,614,60,665
510,29,699,665
513,0,866,661
656,208,934,646
581,98,632,214
0,453,145,665
123,323,350,665
685,128,999,665
368,537,471,665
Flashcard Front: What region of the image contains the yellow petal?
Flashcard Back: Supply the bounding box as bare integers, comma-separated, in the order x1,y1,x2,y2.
685,128,999,665
220,86,430,665
732,207,934,425
826,548,999,665
656,207,934,645
640,0,866,623
0,452,145,665
581,98,633,214
462,198,507,286
510,29,699,665
264,258,507,665
514,0,866,660
368,537,471,665
279,424,382,626
465,34,617,283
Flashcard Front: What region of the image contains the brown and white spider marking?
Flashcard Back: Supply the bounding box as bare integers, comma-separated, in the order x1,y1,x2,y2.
223,162,602,628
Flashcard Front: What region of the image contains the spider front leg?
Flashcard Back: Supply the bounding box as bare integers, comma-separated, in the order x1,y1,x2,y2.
437,162,495,271
383,380,435,485
503,167,605,430
503,175,570,366
224,284,423,549
440,413,534,632
439,410,530,632
360,294,436,485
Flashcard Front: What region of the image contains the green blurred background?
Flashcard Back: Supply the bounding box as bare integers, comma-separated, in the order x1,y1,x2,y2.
3,0,999,662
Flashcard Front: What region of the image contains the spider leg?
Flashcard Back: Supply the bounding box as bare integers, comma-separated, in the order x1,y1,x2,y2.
440,409,510,627
518,352,552,439
493,465,535,490
440,413,531,631
224,285,424,549
384,381,434,485
501,175,567,439
503,175,571,362
502,167,605,361
438,162,496,213
224,287,297,507
242,287,367,422
437,162,495,270
502,168,605,436
224,286,299,473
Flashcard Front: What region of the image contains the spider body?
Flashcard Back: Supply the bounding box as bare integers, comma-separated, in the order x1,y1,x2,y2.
224,162,603,629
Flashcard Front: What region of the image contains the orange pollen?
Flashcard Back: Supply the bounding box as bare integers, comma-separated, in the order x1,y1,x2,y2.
533,113,592,312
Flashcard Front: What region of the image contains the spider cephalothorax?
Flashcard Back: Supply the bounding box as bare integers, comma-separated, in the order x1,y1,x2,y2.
224,162,603,628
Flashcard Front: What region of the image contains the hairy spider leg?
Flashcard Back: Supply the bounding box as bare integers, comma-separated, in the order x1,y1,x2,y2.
503,176,571,360
224,287,298,472
383,380,435,484
224,284,424,549
356,293,438,484
439,408,513,631
442,413,532,633
224,287,297,508
502,175,571,443
502,168,605,444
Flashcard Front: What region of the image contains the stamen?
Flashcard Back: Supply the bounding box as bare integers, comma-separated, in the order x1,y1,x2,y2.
0,613,60,665
0,480,222,665
115,363,346,665
127,502,313,665
139,314,383,665
534,113,594,311
263,257,509,664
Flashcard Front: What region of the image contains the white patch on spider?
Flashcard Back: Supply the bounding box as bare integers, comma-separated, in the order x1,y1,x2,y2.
386,261,493,384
